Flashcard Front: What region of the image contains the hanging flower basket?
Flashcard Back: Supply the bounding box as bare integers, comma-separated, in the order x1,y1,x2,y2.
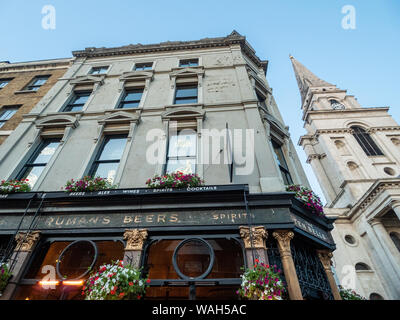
64,176,117,192
237,260,286,300
0,179,31,194
82,260,150,300
286,184,325,217
0,263,12,296
146,171,204,189
338,285,367,300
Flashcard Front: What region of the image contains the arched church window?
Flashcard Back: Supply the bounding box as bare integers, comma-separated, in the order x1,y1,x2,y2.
389,232,400,252
351,126,383,156
355,263,371,271
369,293,384,300
329,99,345,110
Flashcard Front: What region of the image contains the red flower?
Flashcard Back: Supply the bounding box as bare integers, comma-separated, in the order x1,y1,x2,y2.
137,295,141,299
146,279,151,283
119,292,125,298
255,259,259,263
110,290,116,295
129,282,133,286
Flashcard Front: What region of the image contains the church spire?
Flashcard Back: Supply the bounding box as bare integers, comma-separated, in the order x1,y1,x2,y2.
290,56,336,105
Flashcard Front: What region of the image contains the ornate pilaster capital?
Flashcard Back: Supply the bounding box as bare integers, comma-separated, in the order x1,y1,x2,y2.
15,231,41,252
239,226,267,249
272,230,294,254
316,250,333,270
368,218,383,227
123,229,148,251
390,201,400,211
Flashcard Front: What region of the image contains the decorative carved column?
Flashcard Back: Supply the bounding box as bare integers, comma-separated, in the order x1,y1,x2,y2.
0,231,41,300
239,226,269,267
272,230,303,300
123,229,148,268
369,219,400,280
316,250,342,300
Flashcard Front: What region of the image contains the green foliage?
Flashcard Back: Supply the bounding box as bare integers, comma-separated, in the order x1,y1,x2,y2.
146,171,204,189
83,260,150,300
339,285,367,300
237,260,285,300
0,179,31,194
0,263,12,295
64,176,117,192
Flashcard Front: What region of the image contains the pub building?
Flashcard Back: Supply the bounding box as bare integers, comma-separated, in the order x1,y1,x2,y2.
0,31,340,300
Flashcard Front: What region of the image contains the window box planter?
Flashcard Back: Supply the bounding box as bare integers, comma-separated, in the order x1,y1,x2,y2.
0,179,31,194
146,172,204,189
64,176,117,192
286,184,325,217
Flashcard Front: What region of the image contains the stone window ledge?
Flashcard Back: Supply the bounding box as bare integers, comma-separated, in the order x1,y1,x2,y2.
14,90,37,94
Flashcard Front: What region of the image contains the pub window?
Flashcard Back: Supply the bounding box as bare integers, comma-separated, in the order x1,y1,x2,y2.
89,66,109,75
179,59,199,67
144,236,244,300
166,129,197,174
0,78,12,90
272,140,293,185
174,84,198,105
134,62,153,71
390,232,400,252
117,88,144,109
351,126,383,156
23,75,50,91
16,138,61,188
88,134,128,183
13,238,124,300
61,91,92,112
0,105,19,128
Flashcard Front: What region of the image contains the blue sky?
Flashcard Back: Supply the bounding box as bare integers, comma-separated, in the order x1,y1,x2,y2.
1,0,399,202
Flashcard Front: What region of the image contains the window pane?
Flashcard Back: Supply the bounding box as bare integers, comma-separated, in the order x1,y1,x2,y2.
168,133,196,157
176,86,197,98
72,93,90,105
0,80,10,88
135,63,152,70
174,98,197,104
0,108,17,120
92,162,119,182
98,136,127,161
120,101,140,109
21,166,45,188
90,67,108,74
166,158,195,174
180,59,199,67
124,90,143,101
33,141,60,164
33,78,47,86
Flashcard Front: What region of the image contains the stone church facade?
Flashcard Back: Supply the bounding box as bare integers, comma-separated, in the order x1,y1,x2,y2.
292,56,400,299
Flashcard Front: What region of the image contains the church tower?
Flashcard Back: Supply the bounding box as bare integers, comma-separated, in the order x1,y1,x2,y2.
291,56,400,300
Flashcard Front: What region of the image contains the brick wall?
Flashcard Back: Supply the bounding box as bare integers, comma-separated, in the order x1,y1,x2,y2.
0,68,68,144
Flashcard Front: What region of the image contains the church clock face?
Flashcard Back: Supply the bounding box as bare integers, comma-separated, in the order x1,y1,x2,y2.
330,100,345,110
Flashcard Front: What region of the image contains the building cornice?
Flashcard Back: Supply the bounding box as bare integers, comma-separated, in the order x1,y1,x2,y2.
345,179,400,219
299,125,400,146
72,31,268,72
303,106,390,123
0,58,72,73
